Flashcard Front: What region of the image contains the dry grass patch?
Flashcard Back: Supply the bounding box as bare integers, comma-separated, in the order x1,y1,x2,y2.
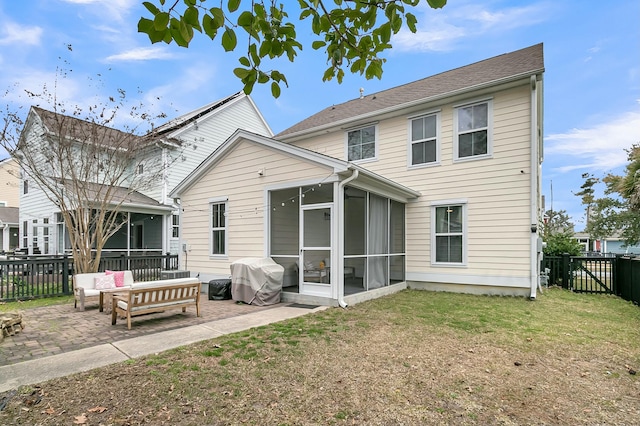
1,287,639,425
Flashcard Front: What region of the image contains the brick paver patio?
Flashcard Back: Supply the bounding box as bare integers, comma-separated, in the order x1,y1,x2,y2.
0,296,280,366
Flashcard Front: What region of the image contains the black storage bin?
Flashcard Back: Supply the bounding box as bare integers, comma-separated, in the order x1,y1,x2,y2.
208,279,232,300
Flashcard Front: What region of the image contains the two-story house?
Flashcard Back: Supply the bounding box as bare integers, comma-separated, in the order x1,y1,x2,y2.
170,44,545,305
17,91,272,257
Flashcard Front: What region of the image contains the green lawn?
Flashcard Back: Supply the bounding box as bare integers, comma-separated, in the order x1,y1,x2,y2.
1,287,639,425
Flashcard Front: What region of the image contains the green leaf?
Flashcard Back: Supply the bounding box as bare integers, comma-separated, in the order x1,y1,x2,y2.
238,56,250,67
375,22,391,43
253,3,266,18
202,14,218,39
179,18,193,43
242,81,255,95
406,13,418,33
233,67,250,79
271,81,281,98
153,12,169,31
228,0,240,13
142,1,160,15
169,18,188,47
365,60,383,80
248,43,260,66
238,11,254,28
259,39,272,57
184,7,201,32
221,27,237,51
427,0,447,8
322,67,334,82
138,18,167,43
257,71,269,84
210,7,225,28
311,40,326,50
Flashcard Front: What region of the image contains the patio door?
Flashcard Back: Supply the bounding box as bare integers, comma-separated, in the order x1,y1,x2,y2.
300,204,332,297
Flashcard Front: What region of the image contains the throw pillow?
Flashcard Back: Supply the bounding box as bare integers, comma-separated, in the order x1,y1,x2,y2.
94,274,115,290
105,270,126,287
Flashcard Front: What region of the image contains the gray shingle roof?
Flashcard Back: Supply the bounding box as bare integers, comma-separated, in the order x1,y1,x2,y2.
32,106,147,149
0,206,19,224
276,43,544,139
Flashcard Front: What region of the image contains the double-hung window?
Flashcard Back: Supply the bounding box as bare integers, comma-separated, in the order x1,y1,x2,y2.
210,201,227,256
432,203,465,265
347,125,376,162
455,100,491,160
410,113,439,166
171,213,179,238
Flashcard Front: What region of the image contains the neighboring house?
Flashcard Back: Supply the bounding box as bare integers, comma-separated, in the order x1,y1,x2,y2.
171,44,545,306
0,157,20,207
0,158,21,252
17,91,272,257
575,232,640,254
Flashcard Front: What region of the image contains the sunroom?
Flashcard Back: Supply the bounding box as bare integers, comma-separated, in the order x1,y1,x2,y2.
267,171,419,305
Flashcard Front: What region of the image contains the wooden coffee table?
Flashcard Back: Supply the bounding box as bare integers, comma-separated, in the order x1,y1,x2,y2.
99,288,130,313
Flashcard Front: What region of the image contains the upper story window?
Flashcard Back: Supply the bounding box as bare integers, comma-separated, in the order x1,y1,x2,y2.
347,125,376,162
23,180,28,194
454,100,492,160
432,202,466,265
410,113,439,166
210,201,227,256
172,213,179,238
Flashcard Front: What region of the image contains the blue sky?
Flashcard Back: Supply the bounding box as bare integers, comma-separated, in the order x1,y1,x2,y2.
1,0,639,231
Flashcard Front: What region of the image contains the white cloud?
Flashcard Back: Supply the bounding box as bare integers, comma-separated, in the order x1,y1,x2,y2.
546,109,640,173
0,22,43,46
105,47,175,62
60,0,137,22
393,1,550,52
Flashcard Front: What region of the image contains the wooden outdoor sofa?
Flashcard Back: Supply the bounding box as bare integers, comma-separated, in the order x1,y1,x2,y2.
111,278,201,330
73,271,135,311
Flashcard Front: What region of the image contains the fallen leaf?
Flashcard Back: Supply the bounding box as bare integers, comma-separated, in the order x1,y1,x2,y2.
73,413,88,424
42,406,56,415
88,406,107,413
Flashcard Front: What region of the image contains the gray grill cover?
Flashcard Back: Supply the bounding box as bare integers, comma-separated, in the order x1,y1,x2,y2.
230,258,284,306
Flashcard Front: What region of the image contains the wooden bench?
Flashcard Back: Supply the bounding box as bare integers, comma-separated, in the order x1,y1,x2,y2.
111,278,201,329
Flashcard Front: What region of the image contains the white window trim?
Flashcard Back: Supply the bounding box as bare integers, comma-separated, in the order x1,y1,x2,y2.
171,212,180,239
345,123,378,164
430,200,467,267
407,110,441,169
209,197,229,259
453,98,493,162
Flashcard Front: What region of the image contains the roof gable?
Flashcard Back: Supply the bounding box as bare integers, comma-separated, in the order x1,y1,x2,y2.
276,43,543,139
170,129,420,201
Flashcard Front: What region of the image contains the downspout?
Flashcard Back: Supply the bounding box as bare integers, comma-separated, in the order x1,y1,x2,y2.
529,75,540,300
337,168,359,308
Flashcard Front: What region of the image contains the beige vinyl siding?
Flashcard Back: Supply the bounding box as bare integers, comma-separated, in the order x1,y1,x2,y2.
166,96,272,199
292,83,534,286
180,138,334,277
0,158,19,207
